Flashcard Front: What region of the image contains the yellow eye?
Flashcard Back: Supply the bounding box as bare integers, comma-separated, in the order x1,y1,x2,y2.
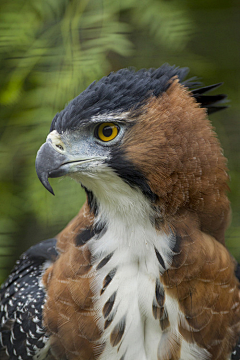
96,122,119,142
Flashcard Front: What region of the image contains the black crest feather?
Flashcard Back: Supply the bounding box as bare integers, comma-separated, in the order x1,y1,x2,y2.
50,65,227,133
191,83,228,114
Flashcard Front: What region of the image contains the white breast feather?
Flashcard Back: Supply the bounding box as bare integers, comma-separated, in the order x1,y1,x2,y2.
77,168,211,360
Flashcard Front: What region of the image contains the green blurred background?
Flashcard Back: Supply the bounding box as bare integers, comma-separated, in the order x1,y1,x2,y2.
0,0,240,283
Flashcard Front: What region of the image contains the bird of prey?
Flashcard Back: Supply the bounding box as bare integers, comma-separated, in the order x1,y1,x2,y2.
1,64,240,360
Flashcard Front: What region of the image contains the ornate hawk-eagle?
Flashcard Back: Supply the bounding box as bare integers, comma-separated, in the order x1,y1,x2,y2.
1,65,240,360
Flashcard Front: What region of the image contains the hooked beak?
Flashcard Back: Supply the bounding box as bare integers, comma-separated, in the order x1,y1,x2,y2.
35,142,69,195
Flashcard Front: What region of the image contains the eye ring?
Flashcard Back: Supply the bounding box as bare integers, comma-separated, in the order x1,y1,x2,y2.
95,122,120,142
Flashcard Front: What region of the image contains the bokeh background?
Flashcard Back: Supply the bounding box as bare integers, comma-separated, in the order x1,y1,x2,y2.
0,0,240,283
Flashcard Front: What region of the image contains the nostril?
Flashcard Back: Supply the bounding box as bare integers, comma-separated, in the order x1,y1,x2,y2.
56,144,64,151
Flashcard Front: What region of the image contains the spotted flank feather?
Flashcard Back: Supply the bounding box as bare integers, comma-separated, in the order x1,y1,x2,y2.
232,265,240,360
0,239,58,360
232,335,240,359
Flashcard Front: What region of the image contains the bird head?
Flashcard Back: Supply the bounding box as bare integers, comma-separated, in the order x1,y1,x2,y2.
35,65,230,243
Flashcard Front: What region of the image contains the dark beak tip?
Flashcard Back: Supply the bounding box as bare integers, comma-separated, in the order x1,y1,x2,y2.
35,147,55,195
35,141,67,195
46,183,55,196
35,166,55,195
44,183,55,196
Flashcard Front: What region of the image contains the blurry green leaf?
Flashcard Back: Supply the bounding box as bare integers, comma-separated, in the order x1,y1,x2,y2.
0,0,136,280
132,0,195,51
0,79,23,105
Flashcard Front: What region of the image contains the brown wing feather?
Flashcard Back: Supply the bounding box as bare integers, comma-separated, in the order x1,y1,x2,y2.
160,216,240,360
42,202,103,360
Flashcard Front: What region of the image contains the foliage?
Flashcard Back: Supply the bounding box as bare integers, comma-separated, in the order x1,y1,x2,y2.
0,0,132,281
0,0,239,282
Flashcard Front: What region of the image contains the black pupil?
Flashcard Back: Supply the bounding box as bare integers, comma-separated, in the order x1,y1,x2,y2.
102,125,113,137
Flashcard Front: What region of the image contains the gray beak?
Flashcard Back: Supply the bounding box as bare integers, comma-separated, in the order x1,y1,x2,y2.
35,142,68,195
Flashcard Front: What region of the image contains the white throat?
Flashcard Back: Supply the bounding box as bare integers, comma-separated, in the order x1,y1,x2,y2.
76,169,210,360
80,170,177,360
